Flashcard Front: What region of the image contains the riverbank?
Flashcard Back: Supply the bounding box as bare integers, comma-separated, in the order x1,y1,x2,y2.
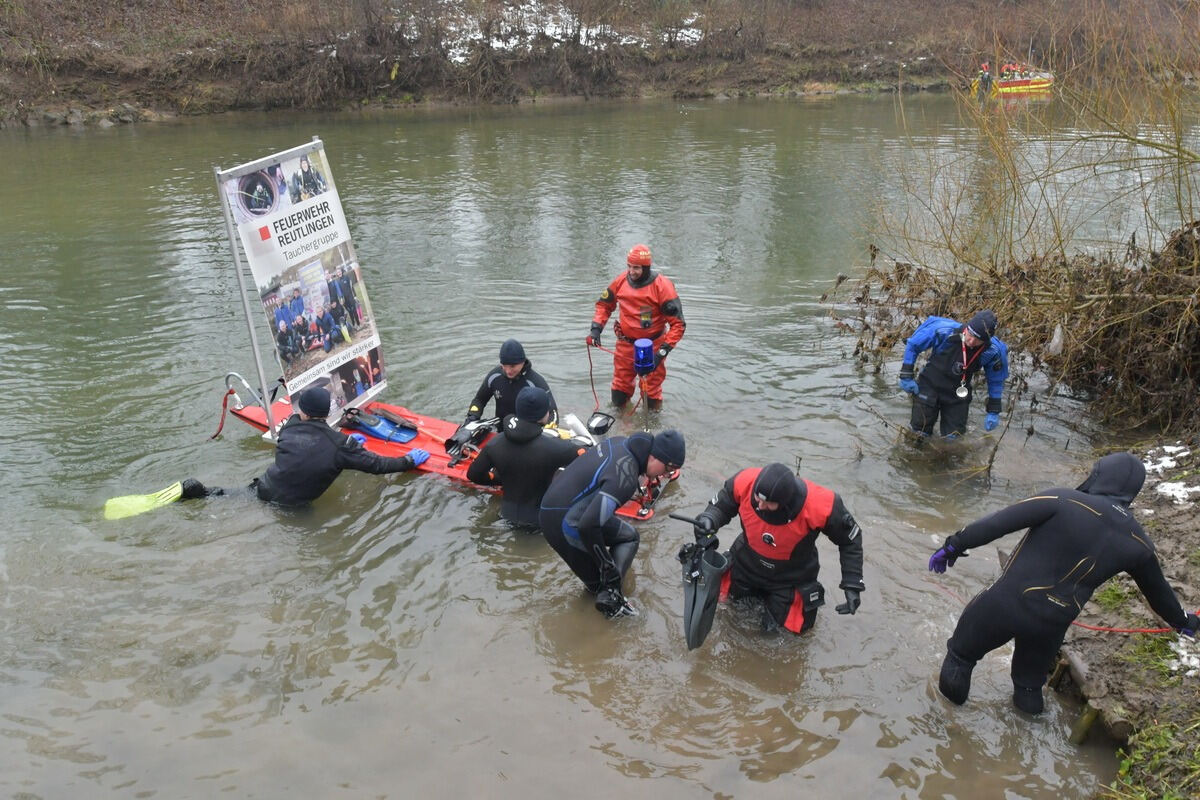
1060,445,1200,798
0,39,952,129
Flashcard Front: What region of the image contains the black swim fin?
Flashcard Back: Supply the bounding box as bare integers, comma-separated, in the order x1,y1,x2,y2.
680,543,728,650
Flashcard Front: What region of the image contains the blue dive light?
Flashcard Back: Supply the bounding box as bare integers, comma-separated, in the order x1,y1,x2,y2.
634,338,655,375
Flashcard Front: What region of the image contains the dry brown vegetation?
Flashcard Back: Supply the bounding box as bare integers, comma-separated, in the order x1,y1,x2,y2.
3,0,1200,116
818,2,1200,438
836,235,1200,435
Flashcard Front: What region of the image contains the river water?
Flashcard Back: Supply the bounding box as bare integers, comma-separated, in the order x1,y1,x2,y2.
1,97,1124,797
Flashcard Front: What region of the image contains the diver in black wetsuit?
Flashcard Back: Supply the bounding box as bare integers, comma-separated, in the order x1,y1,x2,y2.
466,386,585,528
539,429,686,618
180,387,430,506
929,452,1200,714
464,339,556,424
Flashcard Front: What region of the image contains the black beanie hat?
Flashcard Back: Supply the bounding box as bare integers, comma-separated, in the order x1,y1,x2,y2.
650,429,686,467
499,339,526,365
515,386,551,423
965,310,998,345
297,386,331,418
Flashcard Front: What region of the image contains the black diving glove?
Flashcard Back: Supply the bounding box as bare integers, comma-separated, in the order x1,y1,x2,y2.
654,343,673,369
1179,612,1200,638
693,515,718,548
835,588,862,615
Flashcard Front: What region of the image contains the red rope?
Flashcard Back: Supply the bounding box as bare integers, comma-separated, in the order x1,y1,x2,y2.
586,343,601,412
585,341,644,416
924,576,1193,635
209,388,236,440
1069,620,1171,634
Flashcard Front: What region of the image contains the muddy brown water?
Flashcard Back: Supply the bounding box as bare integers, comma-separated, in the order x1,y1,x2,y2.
0,97,1129,797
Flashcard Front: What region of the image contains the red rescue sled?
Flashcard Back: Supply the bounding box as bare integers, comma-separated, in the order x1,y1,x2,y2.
219,381,675,520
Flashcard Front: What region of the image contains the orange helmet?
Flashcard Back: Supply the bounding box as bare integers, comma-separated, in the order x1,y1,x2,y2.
626,244,652,267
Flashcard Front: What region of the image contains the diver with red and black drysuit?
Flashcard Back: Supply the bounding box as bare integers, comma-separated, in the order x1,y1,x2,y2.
691,462,866,634
929,451,1200,714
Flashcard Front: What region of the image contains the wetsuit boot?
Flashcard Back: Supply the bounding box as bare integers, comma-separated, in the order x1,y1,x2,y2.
1012,685,1045,714
611,389,630,409
647,398,663,411
595,586,638,618
938,647,974,705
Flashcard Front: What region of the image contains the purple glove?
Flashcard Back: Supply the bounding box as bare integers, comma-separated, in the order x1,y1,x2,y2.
408,448,431,467
928,541,961,574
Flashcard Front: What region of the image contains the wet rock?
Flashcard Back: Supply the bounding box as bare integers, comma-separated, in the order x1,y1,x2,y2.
97,118,116,128
67,108,84,125
43,110,66,125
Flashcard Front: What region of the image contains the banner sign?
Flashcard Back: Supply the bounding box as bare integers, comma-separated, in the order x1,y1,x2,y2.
216,141,387,419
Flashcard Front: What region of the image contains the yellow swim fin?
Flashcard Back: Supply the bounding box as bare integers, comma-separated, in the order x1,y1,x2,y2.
104,481,185,520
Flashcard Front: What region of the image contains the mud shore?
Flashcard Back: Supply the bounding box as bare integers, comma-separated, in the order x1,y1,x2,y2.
0,40,954,129
1055,444,1199,795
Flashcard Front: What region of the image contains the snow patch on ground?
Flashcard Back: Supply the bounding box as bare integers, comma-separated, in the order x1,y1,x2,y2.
1167,635,1200,679
398,3,702,64
1144,445,1199,504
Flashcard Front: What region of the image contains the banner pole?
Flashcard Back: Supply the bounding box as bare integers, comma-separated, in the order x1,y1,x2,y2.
214,164,278,438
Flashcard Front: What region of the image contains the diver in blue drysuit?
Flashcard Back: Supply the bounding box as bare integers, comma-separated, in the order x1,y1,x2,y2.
898,309,1009,438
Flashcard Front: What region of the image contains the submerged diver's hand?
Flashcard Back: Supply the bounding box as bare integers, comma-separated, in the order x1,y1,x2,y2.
928,541,961,574
984,413,1000,432
1179,612,1200,638
899,377,919,395
408,448,431,467
835,588,861,615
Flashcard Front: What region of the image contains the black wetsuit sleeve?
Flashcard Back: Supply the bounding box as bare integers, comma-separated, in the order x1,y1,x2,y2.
467,373,493,418
821,494,865,591
529,372,558,415
1127,549,1189,629
947,494,1060,553
571,486,622,535
465,444,498,486
549,438,586,469
335,437,414,474
697,473,742,531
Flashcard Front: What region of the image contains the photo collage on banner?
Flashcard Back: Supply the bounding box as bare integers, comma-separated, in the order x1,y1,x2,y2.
219,144,387,420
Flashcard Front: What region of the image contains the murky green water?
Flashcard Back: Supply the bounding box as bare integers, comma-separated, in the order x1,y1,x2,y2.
1,97,1124,797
